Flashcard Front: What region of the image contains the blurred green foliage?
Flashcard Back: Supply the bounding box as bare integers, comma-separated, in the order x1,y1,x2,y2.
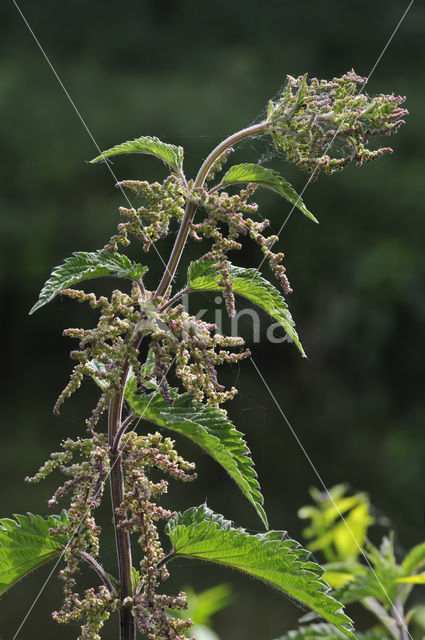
170,583,232,639
0,1,424,638
295,485,425,639
299,484,374,564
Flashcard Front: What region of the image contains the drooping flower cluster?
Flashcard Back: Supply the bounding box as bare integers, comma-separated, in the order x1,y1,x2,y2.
26,429,197,640
54,285,146,428
26,434,114,640
56,282,250,412
106,175,186,252
267,70,408,176
191,183,292,309
150,304,250,406
116,431,196,639
52,585,116,640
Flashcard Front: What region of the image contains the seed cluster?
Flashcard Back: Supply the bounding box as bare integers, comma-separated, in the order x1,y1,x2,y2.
151,304,250,406
26,429,196,640
106,176,186,252
26,434,112,640
191,182,292,302
54,286,145,425
267,70,407,177
117,432,196,639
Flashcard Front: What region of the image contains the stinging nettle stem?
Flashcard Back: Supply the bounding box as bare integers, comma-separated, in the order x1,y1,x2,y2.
154,121,269,299
109,388,135,640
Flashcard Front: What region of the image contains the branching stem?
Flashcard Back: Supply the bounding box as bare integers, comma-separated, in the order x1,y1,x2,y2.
158,286,190,313
78,551,117,594
153,121,268,299
156,551,176,570
112,413,137,455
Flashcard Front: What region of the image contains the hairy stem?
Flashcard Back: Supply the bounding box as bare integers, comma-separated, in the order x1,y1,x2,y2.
158,286,190,313
109,392,135,640
156,551,175,570
362,597,400,640
394,595,409,640
154,121,268,298
78,551,117,594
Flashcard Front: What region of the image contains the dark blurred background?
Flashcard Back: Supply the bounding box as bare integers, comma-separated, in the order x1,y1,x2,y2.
0,1,424,638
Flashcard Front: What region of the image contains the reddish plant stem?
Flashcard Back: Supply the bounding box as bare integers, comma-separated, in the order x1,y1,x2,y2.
108,330,146,640
109,390,135,640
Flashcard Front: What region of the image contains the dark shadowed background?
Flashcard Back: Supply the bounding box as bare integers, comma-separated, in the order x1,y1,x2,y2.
0,1,424,638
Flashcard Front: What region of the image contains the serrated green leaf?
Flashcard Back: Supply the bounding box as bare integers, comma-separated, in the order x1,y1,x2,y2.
187,259,305,356
125,382,267,529
0,511,69,594
90,135,184,171
30,250,148,314
401,541,425,576
275,623,380,640
166,505,355,639
220,163,318,223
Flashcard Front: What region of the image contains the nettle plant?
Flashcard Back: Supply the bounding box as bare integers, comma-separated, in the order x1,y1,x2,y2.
289,485,425,640
0,71,409,640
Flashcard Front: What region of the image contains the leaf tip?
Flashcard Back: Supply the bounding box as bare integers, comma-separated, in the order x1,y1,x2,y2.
306,211,319,224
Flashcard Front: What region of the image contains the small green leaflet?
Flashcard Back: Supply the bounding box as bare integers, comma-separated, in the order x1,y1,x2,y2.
275,623,380,640
401,541,425,575
131,566,141,591
125,381,268,529
220,163,318,223
0,511,69,594
90,135,184,171
187,259,305,356
165,505,355,639
30,250,148,314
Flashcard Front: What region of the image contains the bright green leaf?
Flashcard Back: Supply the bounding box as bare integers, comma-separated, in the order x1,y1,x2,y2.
332,537,403,608
30,250,148,314
299,485,373,563
166,505,355,639
187,259,305,357
401,541,425,576
0,512,69,594
125,382,268,529
90,135,184,171
220,163,318,223
396,573,425,584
